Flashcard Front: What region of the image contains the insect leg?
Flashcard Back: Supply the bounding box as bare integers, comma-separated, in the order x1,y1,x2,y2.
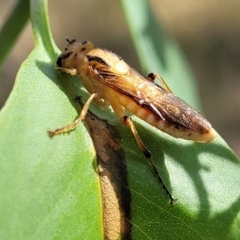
55,67,78,75
48,93,97,137
147,73,173,93
121,116,177,204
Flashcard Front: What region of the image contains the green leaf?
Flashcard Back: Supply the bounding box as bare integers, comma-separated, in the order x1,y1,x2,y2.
0,0,29,68
121,0,200,109
0,0,102,239
120,120,240,239
120,0,240,239
0,0,240,239
0,44,103,239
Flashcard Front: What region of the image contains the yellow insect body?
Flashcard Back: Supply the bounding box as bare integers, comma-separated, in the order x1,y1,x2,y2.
50,39,218,204
56,39,216,143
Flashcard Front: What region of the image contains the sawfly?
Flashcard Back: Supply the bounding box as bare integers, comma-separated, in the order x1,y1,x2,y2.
48,39,217,204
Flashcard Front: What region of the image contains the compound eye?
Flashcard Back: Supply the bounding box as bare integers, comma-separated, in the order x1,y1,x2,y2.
56,51,73,67
56,56,62,67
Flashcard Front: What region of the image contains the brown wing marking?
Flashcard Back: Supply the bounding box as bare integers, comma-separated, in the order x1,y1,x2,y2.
87,58,210,132
152,93,211,132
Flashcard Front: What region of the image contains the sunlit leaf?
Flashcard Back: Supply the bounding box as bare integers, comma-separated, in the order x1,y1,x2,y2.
0,0,239,239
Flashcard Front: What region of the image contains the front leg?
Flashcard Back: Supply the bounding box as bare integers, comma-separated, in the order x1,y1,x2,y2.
56,67,77,76
48,93,97,137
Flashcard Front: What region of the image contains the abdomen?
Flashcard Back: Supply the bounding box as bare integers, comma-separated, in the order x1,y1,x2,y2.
116,93,216,142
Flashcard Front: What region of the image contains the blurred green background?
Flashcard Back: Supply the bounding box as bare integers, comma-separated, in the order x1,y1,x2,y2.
0,0,239,156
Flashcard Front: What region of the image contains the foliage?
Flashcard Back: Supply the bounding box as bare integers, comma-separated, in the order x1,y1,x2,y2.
0,0,239,239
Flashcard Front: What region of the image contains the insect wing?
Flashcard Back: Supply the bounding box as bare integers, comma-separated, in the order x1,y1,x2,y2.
152,92,212,132
86,54,212,135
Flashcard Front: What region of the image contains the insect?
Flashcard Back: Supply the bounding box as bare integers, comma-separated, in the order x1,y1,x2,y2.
48,38,217,204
